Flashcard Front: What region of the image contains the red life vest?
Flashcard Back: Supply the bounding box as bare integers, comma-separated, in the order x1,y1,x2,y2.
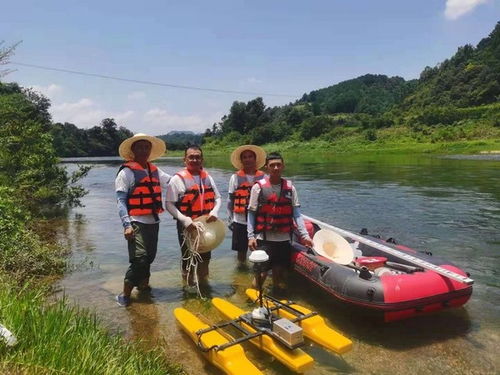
255,177,293,233
175,169,215,219
232,169,265,214
120,161,164,216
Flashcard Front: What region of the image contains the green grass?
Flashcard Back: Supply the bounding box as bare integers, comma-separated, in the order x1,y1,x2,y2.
0,277,184,375
198,123,500,158
0,190,185,375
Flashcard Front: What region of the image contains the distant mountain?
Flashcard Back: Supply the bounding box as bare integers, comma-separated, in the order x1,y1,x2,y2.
157,131,203,150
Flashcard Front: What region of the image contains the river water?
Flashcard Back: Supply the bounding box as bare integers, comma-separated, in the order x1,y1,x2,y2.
57,154,500,374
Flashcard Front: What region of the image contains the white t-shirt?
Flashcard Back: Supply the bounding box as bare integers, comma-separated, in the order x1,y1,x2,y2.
247,180,300,242
115,166,171,224
228,173,262,224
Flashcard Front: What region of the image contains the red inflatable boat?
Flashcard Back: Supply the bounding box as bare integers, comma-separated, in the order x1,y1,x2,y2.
292,216,474,322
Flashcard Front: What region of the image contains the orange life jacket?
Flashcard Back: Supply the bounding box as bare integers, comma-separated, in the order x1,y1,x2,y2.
255,177,293,234
120,161,164,216
232,169,265,214
175,169,215,219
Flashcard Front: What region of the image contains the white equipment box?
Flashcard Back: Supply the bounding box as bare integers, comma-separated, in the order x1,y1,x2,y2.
272,318,303,347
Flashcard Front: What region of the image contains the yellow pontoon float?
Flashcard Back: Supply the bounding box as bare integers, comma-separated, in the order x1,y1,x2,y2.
173,250,353,374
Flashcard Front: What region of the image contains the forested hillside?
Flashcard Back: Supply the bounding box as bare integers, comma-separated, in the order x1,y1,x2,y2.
299,74,417,115
204,22,500,148
403,22,500,109
50,119,133,157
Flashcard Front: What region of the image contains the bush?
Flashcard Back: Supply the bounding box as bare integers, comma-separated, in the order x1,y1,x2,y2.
298,115,342,140
324,127,350,141
416,106,462,126
364,129,377,141
0,188,66,282
247,124,286,144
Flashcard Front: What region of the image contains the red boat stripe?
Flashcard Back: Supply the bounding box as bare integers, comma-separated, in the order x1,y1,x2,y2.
381,265,470,303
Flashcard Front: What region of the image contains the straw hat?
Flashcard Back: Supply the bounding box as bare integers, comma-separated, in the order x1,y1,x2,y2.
312,229,354,265
191,216,226,253
230,145,266,170
119,133,166,161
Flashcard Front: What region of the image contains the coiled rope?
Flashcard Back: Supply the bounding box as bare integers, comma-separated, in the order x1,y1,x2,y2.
181,221,206,298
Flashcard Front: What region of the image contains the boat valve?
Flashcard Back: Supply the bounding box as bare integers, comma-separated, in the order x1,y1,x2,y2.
366,288,375,301
359,266,372,280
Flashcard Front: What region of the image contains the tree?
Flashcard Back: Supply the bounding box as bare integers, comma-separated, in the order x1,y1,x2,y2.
51,122,89,156
50,119,134,157
298,115,337,140
287,105,313,126
22,87,52,125
223,101,247,133
0,40,21,78
326,92,359,113
0,49,88,213
0,115,89,211
244,97,265,132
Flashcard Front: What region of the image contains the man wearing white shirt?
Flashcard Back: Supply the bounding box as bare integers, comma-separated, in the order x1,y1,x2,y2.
166,145,221,290
247,152,313,291
227,145,266,267
115,134,170,307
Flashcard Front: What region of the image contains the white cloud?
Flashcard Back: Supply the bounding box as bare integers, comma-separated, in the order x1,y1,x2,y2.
29,83,63,98
127,91,146,100
51,98,134,128
51,98,102,125
445,0,488,20
143,108,208,134
114,110,135,124
48,96,220,134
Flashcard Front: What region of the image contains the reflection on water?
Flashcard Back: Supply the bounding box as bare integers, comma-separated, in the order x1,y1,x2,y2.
57,154,500,374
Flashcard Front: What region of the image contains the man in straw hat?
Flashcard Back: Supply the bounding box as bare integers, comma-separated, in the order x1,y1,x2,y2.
165,145,222,292
115,133,170,307
227,145,266,268
247,152,313,291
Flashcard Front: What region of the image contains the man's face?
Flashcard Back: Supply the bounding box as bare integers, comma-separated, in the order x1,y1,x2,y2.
266,158,284,178
240,150,257,169
131,140,152,162
184,148,203,172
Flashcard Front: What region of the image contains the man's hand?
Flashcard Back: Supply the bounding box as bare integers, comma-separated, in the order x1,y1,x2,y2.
248,238,257,251
124,226,134,241
206,215,218,223
186,220,205,234
302,237,313,248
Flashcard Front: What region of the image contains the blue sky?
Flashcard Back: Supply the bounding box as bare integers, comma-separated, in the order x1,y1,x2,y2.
1,1,498,135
